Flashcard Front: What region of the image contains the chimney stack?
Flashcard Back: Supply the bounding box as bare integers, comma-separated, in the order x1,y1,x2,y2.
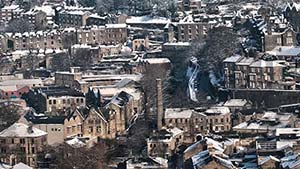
156,79,163,130
27,123,33,134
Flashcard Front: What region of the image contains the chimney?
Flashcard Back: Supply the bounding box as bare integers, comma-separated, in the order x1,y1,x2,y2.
27,123,33,134
265,15,272,35
156,79,163,130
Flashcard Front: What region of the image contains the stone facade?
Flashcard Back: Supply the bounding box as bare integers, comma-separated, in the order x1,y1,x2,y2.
24,86,85,113
22,9,47,29
177,22,211,42
147,127,184,158
77,24,127,45
264,27,297,51
0,123,47,167
0,5,23,24
58,10,90,27
203,107,232,133
164,108,207,143
224,55,289,89
64,108,107,140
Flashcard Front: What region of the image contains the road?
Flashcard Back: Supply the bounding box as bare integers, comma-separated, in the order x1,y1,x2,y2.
187,57,199,102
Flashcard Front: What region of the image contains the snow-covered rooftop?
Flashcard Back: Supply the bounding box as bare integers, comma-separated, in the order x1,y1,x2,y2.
205,106,230,115
66,137,86,148
165,108,193,119
126,16,170,25
0,123,47,138
1,5,20,10
223,54,242,63
224,99,249,107
267,46,300,56
144,58,171,64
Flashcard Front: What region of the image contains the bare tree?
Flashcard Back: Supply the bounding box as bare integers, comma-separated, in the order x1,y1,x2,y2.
50,52,71,71
193,26,239,73
5,18,31,33
42,142,107,169
21,52,40,71
96,0,114,15
0,103,20,131
62,33,77,52
71,48,93,68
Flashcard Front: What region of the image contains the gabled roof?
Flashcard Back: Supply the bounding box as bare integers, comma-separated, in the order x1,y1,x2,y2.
66,107,107,123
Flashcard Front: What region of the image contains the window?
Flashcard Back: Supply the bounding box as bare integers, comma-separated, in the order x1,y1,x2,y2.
0,147,6,153
20,138,25,144
221,126,224,130
11,139,14,144
287,37,293,44
89,126,93,133
0,139,6,144
49,100,52,105
31,147,35,154
53,100,56,105
277,38,281,44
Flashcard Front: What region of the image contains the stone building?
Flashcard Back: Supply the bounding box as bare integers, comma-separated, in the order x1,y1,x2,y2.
0,5,23,24
2,30,64,51
64,91,138,140
19,111,65,146
132,35,149,51
177,0,202,11
86,14,108,26
104,91,136,139
203,107,232,133
224,55,290,89
0,123,47,167
147,127,184,158
177,21,211,42
55,67,82,89
77,24,128,45
58,10,90,27
164,108,207,143
64,107,107,141
21,9,47,29
264,27,297,51
233,112,296,134
23,86,85,114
